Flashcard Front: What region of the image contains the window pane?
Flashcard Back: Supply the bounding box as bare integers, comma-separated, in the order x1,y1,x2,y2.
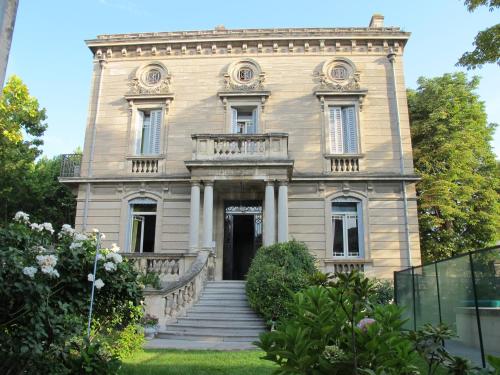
132,216,143,253
132,204,156,213
332,216,344,256
332,202,357,213
346,215,359,256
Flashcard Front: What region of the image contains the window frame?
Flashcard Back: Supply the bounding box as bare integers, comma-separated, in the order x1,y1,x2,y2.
324,99,362,156
225,99,263,134
121,196,161,253
324,193,369,260
127,102,168,157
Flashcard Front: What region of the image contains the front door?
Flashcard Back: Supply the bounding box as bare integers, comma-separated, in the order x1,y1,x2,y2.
223,201,262,280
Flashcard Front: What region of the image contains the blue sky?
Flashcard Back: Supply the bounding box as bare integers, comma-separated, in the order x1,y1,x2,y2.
6,0,500,158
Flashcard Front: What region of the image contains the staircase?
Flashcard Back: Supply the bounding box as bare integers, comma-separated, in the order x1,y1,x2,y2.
147,280,267,350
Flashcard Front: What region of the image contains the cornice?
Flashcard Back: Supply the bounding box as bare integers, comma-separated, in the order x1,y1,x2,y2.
86,27,410,59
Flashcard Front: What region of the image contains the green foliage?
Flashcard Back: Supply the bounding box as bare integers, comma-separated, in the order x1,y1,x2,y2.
370,279,394,305
245,240,318,323
138,270,161,289
64,338,121,375
0,216,143,374
257,271,419,375
0,76,77,227
458,1,499,69
101,323,145,361
408,73,500,261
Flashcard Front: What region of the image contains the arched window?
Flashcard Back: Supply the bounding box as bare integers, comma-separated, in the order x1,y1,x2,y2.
129,198,157,253
331,197,363,257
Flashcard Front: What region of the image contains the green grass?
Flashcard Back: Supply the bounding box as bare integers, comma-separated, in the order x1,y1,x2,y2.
120,349,446,375
120,349,277,375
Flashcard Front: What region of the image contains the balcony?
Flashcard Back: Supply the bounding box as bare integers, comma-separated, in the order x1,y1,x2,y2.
191,133,288,161
60,154,82,177
325,154,362,172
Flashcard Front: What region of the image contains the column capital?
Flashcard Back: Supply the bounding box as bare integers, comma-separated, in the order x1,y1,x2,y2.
278,180,289,186
191,180,201,187
265,180,275,186
203,180,214,187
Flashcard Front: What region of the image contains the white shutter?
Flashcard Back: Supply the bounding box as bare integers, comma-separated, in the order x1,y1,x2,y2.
141,113,151,154
329,107,343,153
342,106,358,153
135,111,144,154
251,108,258,134
231,108,238,133
150,109,162,154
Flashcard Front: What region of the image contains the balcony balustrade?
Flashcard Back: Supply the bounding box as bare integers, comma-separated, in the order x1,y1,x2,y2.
191,133,288,161
60,154,82,177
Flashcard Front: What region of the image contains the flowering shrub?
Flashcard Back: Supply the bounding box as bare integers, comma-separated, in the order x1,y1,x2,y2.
0,212,144,374
258,271,419,375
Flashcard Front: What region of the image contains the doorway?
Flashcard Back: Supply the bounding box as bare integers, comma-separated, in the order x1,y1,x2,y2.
223,201,262,280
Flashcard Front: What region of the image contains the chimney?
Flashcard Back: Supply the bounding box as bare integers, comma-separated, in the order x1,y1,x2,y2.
369,13,384,28
214,25,226,31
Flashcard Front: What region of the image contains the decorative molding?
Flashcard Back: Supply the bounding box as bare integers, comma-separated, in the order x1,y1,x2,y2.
127,62,172,96
318,57,361,91
222,58,266,92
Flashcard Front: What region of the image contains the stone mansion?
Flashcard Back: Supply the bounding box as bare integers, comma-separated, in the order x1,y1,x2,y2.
61,14,421,284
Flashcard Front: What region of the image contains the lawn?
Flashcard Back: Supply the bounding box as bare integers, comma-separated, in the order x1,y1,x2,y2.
120,350,277,375
120,349,445,375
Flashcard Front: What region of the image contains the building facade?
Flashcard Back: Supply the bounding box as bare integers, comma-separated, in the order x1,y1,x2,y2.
62,14,421,281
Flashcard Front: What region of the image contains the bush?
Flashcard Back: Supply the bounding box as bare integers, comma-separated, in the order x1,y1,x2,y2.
370,278,394,305
258,271,419,375
0,212,143,374
246,240,317,323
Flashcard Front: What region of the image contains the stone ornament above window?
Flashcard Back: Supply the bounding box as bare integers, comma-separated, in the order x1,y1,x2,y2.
224,59,265,91
128,62,172,95
319,58,360,92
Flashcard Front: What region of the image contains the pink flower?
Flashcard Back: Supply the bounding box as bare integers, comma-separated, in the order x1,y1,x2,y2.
356,318,376,332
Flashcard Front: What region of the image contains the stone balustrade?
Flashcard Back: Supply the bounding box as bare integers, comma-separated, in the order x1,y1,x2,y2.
324,259,371,275
123,253,189,283
142,250,214,327
127,156,162,174
326,154,362,172
191,133,288,161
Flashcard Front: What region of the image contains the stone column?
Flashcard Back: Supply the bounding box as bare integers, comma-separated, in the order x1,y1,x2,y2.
202,181,214,250
263,181,276,246
189,181,201,252
278,181,289,243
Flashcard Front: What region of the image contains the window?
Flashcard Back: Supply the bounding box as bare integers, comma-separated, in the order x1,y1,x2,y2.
332,200,361,257
328,106,358,154
231,106,257,134
135,109,162,155
129,199,157,253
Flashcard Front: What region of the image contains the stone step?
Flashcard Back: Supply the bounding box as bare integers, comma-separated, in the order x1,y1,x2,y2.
173,320,266,329
157,331,261,342
196,300,250,307
189,306,255,314
185,312,261,320
166,324,265,334
177,316,264,324
200,293,247,301
144,338,258,350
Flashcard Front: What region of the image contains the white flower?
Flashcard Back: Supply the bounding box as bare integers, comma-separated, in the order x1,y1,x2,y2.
73,233,87,242
104,261,116,272
30,223,43,232
100,233,106,240
41,222,54,234
34,246,46,253
96,253,104,261
92,228,99,233
59,224,75,238
69,242,83,250
50,269,60,278
14,211,30,223
36,254,57,268
106,252,123,264
110,243,120,253
22,266,37,278
41,265,53,274
87,273,94,282
94,279,104,290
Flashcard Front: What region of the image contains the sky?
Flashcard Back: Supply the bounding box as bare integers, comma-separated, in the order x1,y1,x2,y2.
5,0,500,158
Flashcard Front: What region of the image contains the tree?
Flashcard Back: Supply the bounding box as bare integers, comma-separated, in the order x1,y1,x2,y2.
408,72,500,261
457,0,499,69
0,75,47,221
0,76,76,227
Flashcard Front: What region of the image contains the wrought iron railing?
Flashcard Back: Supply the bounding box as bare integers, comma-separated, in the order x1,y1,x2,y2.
60,154,82,177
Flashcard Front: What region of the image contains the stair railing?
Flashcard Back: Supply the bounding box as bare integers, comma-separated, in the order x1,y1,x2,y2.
143,250,214,327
